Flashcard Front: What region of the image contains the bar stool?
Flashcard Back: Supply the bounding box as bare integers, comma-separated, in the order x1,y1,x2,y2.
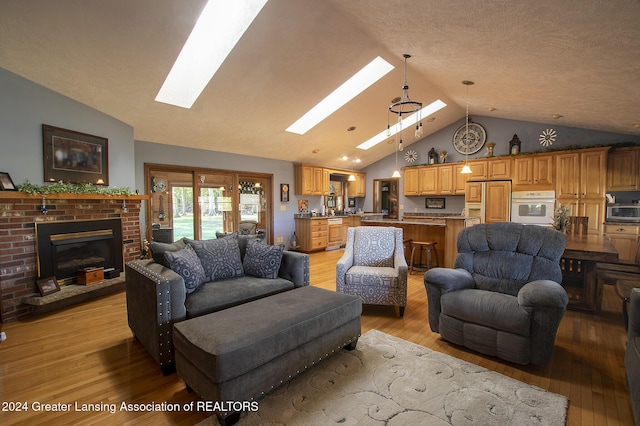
409,241,439,274
402,238,412,262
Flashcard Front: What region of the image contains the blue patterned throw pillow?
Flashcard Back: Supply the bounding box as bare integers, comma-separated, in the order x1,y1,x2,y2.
149,238,187,267
164,245,206,294
243,240,284,279
187,236,244,282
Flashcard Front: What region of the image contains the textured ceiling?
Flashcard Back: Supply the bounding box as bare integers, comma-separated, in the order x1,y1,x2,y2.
1,0,639,170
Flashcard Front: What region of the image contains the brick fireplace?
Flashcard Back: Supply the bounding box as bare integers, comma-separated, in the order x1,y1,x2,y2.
0,193,146,322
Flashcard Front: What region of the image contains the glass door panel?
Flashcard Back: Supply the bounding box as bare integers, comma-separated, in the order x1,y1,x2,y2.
148,170,193,242
238,176,269,236
171,185,194,240
197,173,234,239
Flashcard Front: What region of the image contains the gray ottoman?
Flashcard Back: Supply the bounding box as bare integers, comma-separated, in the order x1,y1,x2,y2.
173,286,362,423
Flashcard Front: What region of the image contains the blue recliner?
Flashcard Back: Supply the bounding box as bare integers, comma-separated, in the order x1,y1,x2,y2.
424,222,568,365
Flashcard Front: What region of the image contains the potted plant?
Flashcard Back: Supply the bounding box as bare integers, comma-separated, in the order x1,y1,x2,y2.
553,204,570,233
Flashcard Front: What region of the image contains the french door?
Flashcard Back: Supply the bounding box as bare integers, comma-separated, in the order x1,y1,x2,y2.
145,164,273,244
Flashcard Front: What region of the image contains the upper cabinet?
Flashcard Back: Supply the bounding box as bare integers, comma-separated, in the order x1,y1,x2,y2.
607,146,640,191
512,154,555,190
402,164,457,196
466,160,488,181
487,158,512,180
556,147,609,235
556,147,608,200
348,172,366,197
419,167,438,195
294,164,329,196
295,164,365,197
403,168,420,196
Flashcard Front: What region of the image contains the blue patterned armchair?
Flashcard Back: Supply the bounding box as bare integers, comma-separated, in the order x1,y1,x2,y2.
336,226,408,317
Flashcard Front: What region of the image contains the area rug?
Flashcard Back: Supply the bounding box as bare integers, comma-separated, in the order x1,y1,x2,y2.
201,329,568,425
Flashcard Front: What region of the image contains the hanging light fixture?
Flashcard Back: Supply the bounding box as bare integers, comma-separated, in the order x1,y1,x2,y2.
347,126,357,181
392,139,402,178
460,80,474,174
387,54,423,149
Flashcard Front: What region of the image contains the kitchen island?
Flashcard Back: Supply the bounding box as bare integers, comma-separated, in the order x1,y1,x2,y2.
360,215,480,267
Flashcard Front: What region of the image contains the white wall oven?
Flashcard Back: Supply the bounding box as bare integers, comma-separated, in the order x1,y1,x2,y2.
511,191,555,226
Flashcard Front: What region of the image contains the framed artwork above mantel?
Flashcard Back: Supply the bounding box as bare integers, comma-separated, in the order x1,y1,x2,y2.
42,124,109,185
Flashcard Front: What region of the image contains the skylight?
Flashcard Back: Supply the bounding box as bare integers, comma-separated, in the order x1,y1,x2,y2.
155,0,268,109
286,56,394,135
356,99,447,150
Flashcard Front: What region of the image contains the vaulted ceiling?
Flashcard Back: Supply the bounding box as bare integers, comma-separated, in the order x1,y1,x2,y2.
1,0,639,170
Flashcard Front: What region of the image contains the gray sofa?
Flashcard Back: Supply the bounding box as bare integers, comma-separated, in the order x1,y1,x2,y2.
627,288,640,425
424,222,568,366
125,234,310,374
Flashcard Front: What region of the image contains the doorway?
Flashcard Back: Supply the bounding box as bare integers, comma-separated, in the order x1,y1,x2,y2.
373,178,399,219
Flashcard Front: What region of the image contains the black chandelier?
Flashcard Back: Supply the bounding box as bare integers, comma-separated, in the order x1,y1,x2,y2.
387,54,423,152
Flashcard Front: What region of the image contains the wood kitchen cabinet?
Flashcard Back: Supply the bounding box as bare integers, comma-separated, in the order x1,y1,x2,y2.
465,181,482,203
294,164,329,196
403,164,456,195
348,172,366,197
466,160,488,181
484,180,512,223
556,147,609,235
403,167,420,196
607,146,640,191
437,165,454,194
452,163,468,194
294,218,327,252
419,167,438,194
512,153,555,190
487,158,511,180
556,148,608,199
604,224,639,261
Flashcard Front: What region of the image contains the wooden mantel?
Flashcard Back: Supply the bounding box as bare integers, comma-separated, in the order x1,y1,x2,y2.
0,192,149,201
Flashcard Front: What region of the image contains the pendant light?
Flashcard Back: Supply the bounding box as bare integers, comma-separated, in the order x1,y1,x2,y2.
460,80,474,174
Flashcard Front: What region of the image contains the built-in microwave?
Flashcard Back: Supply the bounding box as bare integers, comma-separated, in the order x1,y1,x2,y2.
606,203,640,223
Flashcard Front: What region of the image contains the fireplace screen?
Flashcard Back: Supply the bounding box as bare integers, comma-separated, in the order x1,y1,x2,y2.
36,219,124,285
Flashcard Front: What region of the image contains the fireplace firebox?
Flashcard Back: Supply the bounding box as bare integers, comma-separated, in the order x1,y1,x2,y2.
36,218,124,285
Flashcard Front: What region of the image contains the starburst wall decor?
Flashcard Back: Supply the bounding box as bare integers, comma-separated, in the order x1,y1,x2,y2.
404,149,418,163
539,129,557,147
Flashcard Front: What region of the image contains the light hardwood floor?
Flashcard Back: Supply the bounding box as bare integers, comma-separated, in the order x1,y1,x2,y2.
0,249,634,425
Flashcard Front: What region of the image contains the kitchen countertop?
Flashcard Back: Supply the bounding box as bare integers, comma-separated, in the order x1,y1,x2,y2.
403,215,472,221
360,218,447,226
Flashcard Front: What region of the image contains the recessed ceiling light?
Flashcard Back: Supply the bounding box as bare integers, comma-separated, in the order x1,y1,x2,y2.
487,106,497,111
634,123,640,129
286,57,394,135
312,149,320,154
552,114,563,119
341,156,349,161
357,99,447,150
155,0,268,109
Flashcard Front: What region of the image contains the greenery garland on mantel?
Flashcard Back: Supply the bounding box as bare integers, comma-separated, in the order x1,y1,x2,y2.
403,141,640,168
17,181,132,196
